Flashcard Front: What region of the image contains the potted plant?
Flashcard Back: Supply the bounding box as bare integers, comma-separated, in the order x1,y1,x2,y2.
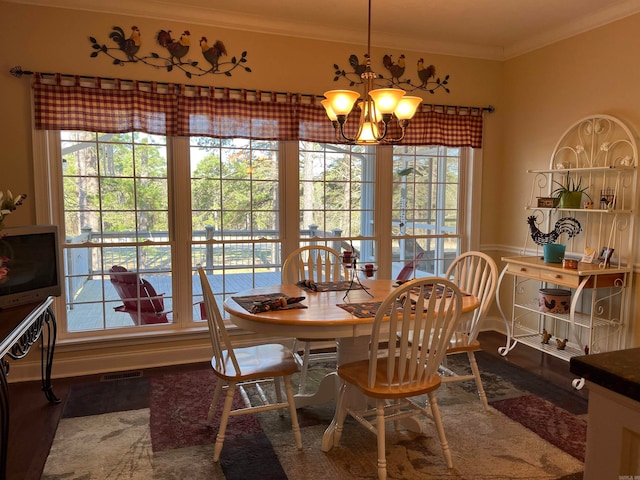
552,174,592,209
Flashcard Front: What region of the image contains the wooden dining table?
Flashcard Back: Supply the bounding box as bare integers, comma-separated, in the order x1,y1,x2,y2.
223,278,480,449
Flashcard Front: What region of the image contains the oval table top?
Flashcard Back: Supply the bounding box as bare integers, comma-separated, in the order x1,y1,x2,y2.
223,279,479,339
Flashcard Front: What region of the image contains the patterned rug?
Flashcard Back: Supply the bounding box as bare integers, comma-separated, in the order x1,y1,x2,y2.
41,351,586,479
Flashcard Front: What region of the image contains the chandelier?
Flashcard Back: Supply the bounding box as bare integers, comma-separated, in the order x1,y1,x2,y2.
321,0,422,145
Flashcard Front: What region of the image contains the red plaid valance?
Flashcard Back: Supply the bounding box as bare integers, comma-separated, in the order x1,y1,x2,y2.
33,74,484,148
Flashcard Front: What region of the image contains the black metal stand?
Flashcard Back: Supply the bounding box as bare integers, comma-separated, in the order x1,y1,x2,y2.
342,258,373,301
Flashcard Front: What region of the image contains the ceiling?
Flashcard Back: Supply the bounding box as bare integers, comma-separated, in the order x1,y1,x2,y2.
11,0,640,59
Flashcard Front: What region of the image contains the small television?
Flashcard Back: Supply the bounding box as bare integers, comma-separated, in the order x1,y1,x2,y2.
0,224,63,310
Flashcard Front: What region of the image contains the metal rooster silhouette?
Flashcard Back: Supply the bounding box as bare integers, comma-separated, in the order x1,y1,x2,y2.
89,25,251,79
527,216,582,245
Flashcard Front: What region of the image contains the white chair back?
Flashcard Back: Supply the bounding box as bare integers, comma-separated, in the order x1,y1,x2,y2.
197,266,241,376
445,251,498,341
369,277,463,389
282,245,343,283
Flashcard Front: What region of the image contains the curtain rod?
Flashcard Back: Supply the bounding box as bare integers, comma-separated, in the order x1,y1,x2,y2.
9,65,495,114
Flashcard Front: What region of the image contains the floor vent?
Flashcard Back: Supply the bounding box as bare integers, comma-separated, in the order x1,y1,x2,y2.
101,370,143,381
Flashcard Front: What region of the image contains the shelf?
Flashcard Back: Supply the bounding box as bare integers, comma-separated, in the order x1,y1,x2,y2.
510,329,582,362
513,300,617,328
525,206,633,214
527,166,635,174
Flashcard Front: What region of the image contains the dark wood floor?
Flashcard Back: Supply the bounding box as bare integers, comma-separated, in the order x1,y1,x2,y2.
6,330,588,480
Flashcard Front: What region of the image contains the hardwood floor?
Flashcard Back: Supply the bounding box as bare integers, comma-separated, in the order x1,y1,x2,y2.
5,330,588,480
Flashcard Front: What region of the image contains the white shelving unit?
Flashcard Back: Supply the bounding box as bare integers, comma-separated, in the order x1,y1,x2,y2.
496,114,638,387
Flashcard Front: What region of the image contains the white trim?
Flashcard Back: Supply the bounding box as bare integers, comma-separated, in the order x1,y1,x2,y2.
466,148,483,252
7,331,295,382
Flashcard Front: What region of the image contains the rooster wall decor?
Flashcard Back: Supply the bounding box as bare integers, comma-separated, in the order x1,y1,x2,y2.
89,26,251,79
332,53,450,93
527,215,582,246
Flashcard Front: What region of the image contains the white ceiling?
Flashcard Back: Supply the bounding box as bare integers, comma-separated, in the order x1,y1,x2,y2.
10,0,640,59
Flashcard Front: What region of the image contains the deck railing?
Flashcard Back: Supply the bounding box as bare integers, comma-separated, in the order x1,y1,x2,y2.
63,225,351,304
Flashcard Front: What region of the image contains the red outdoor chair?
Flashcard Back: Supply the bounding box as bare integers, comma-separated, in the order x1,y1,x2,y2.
109,265,170,325
395,251,426,281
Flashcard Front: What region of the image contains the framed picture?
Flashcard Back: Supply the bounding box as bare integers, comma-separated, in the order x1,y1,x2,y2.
597,247,614,266
580,247,596,263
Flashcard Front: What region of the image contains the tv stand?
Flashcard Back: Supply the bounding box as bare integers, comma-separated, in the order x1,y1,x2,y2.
0,297,59,480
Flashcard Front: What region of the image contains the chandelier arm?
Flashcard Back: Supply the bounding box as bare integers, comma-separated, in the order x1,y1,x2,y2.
379,127,407,143
337,122,357,143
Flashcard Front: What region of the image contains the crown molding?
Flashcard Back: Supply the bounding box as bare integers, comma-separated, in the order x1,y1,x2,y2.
5,0,640,61
503,0,640,59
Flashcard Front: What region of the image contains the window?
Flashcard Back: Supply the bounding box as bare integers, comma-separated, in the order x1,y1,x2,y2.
190,137,282,318
61,131,172,332
31,77,483,339
391,145,468,279
42,134,473,337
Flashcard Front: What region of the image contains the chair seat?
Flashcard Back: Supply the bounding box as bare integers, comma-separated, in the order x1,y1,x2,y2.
338,357,442,399
295,337,334,342
213,343,299,382
447,333,481,353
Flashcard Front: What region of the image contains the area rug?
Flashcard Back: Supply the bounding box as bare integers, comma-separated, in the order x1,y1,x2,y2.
41,352,586,479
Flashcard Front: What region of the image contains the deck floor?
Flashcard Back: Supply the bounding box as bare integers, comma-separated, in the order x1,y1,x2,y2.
65,271,283,332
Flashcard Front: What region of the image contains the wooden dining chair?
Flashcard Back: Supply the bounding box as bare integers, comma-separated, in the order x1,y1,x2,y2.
328,277,464,480
197,267,302,462
282,245,344,394
440,251,498,411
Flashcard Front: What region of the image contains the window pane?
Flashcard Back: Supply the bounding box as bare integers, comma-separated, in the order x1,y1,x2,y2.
61,131,171,332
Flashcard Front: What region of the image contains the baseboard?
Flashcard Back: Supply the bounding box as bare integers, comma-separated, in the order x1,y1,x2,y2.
8,319,506,383
7,333,293,382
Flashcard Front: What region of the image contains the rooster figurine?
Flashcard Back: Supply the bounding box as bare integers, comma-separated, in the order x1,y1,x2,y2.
382,54,405,83
556,338,568,350
541,329,552,344
157,30,191,63
200,37,227,72
109,26,141,62
417,58,436,87
527,216,582,246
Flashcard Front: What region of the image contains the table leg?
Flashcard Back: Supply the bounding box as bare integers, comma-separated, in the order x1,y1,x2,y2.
40,308,60,404
321,336,368,450
294,372,338,408
0,364,9,480
322,335,424,451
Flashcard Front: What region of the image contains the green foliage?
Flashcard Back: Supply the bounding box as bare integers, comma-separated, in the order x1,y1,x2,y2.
552,174,592,201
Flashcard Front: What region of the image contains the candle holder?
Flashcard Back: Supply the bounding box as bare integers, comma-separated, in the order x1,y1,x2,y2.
360,263,378,279
340,250,373,300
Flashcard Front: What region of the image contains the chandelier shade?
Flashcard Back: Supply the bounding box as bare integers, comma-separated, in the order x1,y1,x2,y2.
322,0,421,144
323,90,360,116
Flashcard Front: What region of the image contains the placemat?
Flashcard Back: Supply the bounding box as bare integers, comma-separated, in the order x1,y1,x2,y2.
232,293,307,314
336,301,381,318
337,285,465,318
336,301,401,318
296,280,367,292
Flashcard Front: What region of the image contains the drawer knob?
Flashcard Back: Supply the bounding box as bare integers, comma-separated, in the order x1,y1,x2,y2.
520,268,527,272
